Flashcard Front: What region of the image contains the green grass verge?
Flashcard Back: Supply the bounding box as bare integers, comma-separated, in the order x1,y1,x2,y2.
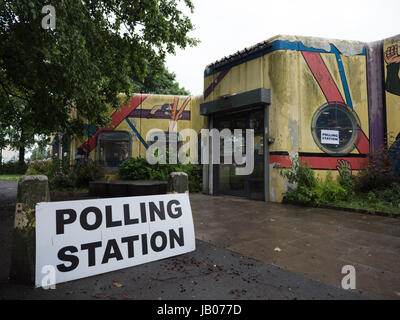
333,198,400,215
0,174,24,181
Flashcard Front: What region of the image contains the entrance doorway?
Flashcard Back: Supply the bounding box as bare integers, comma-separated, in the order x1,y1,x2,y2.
214,108,265,200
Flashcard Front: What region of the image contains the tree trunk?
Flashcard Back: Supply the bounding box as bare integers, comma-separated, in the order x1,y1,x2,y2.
19,146,25,165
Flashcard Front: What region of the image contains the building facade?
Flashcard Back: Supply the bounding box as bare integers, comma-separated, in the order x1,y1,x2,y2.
56,94,205,177
200,34,400,202
59,34,400,202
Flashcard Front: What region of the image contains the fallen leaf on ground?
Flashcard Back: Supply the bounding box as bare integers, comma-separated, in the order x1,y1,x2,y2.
274,247,281,252
113,281,124,288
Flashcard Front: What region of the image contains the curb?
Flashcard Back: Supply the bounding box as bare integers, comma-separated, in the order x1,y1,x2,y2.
282,199,400,219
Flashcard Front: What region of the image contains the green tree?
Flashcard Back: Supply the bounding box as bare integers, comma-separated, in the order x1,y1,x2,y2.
0,0,197,162
0,95,49,164
30,144,50,161
0,125,7,163
132,63,190,95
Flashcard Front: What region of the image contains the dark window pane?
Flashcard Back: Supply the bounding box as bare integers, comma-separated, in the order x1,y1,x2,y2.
98,131,130,167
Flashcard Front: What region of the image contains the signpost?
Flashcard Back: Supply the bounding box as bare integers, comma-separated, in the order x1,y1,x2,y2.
35,193,195,287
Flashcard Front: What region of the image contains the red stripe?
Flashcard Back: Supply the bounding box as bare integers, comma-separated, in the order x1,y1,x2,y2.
302,51,345,103
270,154,368,170
355,129,370,154
270,154,292,167
80,94,147,152
302,51,370,155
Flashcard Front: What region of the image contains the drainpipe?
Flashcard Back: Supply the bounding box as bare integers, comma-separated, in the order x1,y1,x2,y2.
366,41,386,152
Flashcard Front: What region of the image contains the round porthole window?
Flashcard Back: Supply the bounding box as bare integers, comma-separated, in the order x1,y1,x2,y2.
311,102,361,155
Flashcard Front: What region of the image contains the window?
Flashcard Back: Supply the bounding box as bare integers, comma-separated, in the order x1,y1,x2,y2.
98,131,130,167
311,102,360,155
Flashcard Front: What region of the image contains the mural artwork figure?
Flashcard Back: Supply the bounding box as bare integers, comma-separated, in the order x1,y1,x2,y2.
336,159,352,178
384,44,400,96
146,103,174,119
146,96,191,132
384,44,400,175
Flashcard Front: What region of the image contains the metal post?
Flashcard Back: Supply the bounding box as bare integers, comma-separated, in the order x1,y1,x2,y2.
264,104,269,202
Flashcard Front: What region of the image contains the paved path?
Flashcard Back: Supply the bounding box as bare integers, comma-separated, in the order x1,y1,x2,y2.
0,180,365,300
0,239,364,300
190,194,400,300
0,180,17,212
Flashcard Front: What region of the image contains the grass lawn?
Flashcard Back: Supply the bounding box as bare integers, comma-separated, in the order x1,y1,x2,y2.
0,174,24,181
333,198,400,215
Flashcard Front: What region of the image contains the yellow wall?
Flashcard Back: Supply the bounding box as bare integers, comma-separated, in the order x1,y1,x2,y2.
69,93,206,178
204,35,370,202
65,34,395,202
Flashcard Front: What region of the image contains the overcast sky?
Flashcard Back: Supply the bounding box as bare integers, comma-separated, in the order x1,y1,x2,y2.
165,0,400,95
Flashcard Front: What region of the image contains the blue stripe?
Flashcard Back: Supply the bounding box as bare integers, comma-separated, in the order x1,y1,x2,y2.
125,118,149,149
204,39,366,77
330,44,353,108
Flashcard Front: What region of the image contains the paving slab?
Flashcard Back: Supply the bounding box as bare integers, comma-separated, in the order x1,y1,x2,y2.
189,194,400,300
0,240,365,300
0,180,365,300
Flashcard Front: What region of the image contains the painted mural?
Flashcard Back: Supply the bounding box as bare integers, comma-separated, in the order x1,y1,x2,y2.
67,94,204,172
384,36,400,175
203,35,391,201
384,44,400,96
54,34,400,202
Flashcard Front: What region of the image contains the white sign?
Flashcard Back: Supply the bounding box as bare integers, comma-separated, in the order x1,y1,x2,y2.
321,129,340,145
35,193,195,287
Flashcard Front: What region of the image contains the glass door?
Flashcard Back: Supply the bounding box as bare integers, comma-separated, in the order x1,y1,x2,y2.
214,108,265,200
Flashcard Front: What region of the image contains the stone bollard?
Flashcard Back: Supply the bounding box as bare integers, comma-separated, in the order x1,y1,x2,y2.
9,175,50,285
168,172,189,194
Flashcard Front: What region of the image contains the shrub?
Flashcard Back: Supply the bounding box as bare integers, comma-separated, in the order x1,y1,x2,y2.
336,161,355,195
314,173,347,205
0,160,28,174
25,160,53,175
280,151,400,213
354,147,400,192
280,156,348,205
25,158,103,190
280,155,318,204
364,182,400,208
181,163,202,193
51,171,75,189
72,159,104,188
119,157,202,193
119,157,152,180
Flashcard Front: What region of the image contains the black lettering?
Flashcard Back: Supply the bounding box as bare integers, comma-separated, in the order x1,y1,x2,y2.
167,200,182,219
105,205,122,228
169,228,184,249
80,206,102,231
150,231,167,252
140,202,147,223
123,204,138,225
149,201,165,221
57,246,79,272
121,235,139,258
101,239,123,264
56,209,77,235
81,241,102,267
141,234,148,255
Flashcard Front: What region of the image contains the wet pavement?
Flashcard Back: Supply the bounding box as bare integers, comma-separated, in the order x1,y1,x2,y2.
189,194,400,300
0,180,396,299
0,180,368,300
0,239,364,300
